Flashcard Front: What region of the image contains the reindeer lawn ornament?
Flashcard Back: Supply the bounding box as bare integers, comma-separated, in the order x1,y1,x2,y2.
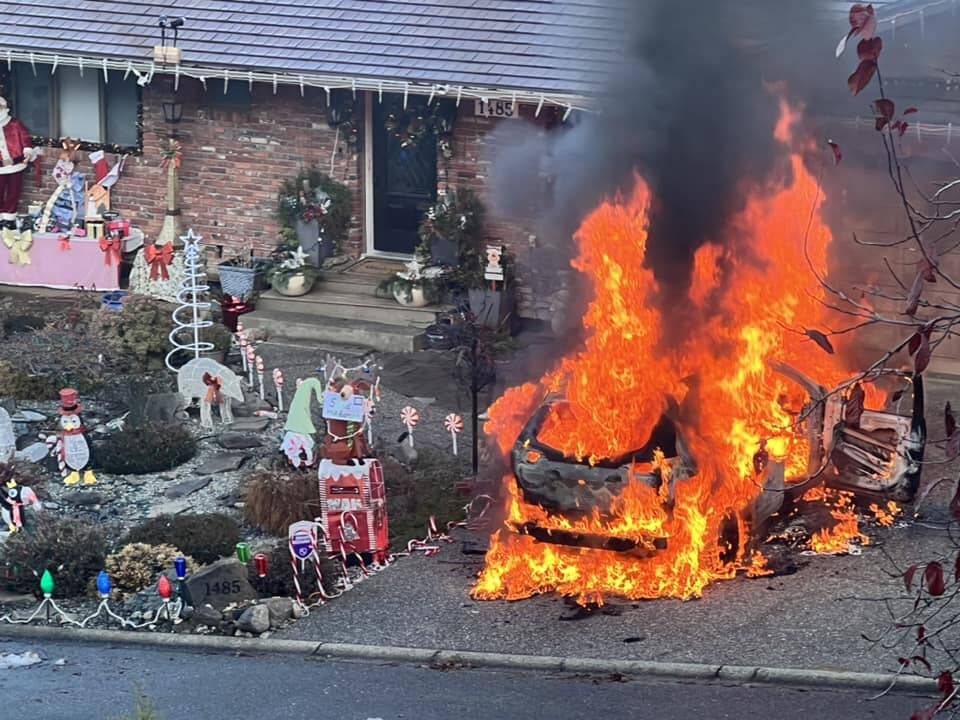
177,358,244,429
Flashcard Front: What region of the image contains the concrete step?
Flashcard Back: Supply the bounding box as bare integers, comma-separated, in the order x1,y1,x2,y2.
257,288,445,328
242,309,426,352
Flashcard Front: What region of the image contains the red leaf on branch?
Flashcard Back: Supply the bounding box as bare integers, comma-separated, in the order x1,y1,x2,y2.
873,98,895,119
946,403,956,438
905,564,919,591
827,139,842,165
938,671,955,697
848,60,878,95
805,329,835,354
899,121,910,137
925,562,945,596
912,655,933,671
875,116,890,131
850,4,877,36
904,107,919,115
858,37,883,61
918,625,927,644
922,262,938,283
911,706,940,720
908,333,922,356
905,272,924,316
915,335,932,372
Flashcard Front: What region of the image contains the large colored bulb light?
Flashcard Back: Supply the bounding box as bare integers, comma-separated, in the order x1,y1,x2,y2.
96,570,112,597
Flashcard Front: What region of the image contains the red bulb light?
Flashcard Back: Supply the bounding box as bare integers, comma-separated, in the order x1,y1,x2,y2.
254,553,269,578
157,575,173,600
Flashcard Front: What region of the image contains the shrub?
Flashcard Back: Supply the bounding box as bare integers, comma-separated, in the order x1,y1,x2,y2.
247,543,341,598
123,514,241,565
97,422,196,475
384,449,469,547
104,543,196,600
1,516,106,597
243,467,321,536
85,295,175,370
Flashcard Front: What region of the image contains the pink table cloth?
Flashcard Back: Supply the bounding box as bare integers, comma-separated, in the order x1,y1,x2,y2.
0,232,120,291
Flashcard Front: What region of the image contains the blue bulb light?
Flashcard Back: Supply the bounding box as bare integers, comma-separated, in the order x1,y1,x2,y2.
96,570,112,597
174,556,187,581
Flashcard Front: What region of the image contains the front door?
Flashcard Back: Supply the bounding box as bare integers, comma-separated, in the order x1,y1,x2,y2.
372,95,438,254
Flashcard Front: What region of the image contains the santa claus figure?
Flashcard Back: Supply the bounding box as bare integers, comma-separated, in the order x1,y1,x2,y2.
0,97,35,225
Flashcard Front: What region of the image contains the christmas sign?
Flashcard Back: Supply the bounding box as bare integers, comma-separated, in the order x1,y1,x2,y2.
484,245,504,282
288,520,318,560
322,390,366,423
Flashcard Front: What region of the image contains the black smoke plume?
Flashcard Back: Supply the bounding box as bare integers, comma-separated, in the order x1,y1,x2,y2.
490,0,841,309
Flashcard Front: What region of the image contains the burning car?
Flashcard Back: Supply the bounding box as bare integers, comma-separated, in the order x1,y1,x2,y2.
510,365,925,556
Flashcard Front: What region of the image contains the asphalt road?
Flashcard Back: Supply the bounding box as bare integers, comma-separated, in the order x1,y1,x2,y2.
0,638,928,720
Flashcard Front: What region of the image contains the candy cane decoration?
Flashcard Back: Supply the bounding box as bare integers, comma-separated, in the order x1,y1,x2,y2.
256,356,265,400
288,537,304,607
444,413,463,456
273,368,284,412
237,330,249,374
246,345,255,387
400,406,419,447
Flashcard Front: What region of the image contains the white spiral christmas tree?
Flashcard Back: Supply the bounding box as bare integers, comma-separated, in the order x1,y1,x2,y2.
165,229,215,371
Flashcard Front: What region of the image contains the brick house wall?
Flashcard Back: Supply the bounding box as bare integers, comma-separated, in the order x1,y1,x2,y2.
20,76,364,259
442,104,571,321
17,79,569,319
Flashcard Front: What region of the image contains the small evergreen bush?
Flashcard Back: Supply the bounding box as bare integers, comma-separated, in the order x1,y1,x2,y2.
1,516,106,597
104,543,196,600
97,423,196,475
123,514,240,565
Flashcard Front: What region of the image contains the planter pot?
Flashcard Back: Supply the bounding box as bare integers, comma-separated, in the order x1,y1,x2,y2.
393,283,430,308
425,321,456,349
273,272,316,297
430,234,458,266
218,264,259,300
295,218,321,265
469,288,515,331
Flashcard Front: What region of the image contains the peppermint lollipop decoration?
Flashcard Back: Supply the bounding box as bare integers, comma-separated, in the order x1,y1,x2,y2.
400,406,419,447
273,368,284,412
238,330,249,374
444,413,464,456
256,355,265,400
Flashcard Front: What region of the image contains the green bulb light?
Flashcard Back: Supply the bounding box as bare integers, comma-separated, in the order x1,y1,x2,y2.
40,569,54,596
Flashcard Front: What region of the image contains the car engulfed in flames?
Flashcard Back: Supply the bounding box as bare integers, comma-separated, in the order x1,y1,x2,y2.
510,368,925,560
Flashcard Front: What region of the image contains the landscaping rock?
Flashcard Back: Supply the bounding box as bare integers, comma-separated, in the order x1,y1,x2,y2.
228,416,271,432
182,559,258,609
193,603,222,626
237,604,270,634
217,433,263,450
124,476,147,487
165,477,212,499
0,407,14,461
62,490,106,507
264,596,294,628
233,397,271,418
196,454,248,475
138,393,189,424
14,441,50,463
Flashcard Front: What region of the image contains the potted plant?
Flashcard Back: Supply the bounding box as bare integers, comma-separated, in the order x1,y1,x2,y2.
217,242,263,301
202,322,234,363
377,256,446,308
277,169,352,266
264,242,320,297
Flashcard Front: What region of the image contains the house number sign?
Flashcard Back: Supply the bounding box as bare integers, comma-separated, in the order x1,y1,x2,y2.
474,99,518,119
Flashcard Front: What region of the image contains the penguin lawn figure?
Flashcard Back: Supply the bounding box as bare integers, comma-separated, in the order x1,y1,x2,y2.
53,389,96,486
2,478,41,533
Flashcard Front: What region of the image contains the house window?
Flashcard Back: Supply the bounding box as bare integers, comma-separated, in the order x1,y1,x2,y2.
10,62,141,149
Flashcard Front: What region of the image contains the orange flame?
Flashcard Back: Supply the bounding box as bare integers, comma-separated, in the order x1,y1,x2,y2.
474,104,880,603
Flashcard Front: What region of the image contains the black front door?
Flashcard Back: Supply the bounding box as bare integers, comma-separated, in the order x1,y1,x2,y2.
372,95,438,254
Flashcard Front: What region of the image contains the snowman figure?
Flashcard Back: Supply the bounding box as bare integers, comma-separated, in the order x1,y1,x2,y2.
51,389,96,486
